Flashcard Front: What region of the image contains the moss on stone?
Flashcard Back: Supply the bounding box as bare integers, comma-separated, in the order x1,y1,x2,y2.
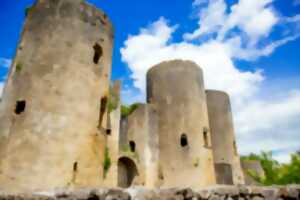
121,103,140,118
16,62,23,73
121,144,139,161
103,147,111,179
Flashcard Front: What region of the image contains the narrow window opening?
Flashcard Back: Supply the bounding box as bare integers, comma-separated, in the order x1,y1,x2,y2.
73,162,78,172
93,43,103,64
129,141,136,152
159,167,164,180
72,162,78,184
180,134,188,147
98,97,107,128
15,100,26,115
106,129,111,135
233,141,238,155
203,129,209,147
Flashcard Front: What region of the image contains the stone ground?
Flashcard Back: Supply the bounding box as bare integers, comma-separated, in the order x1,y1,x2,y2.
0,185,299,200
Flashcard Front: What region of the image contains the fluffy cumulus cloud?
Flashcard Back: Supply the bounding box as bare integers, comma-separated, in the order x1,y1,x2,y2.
0,58,11,97
121,0,300,162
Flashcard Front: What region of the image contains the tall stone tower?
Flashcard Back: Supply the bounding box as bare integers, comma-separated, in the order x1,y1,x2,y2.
206,90,245,185
146,60,216,188
0,0,114,192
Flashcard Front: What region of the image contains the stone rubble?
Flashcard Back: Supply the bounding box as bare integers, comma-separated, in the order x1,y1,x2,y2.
0,186,299,200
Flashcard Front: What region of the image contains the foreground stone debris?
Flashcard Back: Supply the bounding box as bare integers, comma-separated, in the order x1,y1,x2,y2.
0,186,299,200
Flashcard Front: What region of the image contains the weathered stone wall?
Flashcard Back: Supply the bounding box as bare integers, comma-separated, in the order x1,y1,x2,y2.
0,0,113,192
0,186,299,200
241,160,266,186
119,104,159,188
146,60,216,188
206,90,245,185
104,81,121,187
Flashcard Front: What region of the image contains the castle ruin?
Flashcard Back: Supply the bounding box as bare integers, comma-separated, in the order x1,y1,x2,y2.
0,0,245,192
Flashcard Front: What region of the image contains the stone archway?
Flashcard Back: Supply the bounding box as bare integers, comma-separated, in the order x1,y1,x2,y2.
118,157,138,188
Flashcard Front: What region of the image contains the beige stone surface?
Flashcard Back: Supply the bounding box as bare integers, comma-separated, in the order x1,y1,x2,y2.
206,90,245,185
119,104,159,188
146,60,216,188
0,0,113,192
0,0,249,191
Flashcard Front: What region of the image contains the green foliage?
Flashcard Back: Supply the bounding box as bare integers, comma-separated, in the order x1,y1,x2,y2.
25,5,34,17
103,147,111,179
121,144,139,161
121,144,131,153
16,62,23,73
243,151,300,185
121,103,140,118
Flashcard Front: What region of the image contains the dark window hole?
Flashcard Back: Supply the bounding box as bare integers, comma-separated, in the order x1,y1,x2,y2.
180,134,188,147
106,129,111,135
15,100,26,115
93,43,103,64
73,162,78,172
98,97,107,128
129,141,136,152
203,128,209,147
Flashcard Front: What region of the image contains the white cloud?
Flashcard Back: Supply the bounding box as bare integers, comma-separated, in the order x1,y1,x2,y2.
0,83,4,98
0,58,12,68
0,57,11,98
121,18,264,102
218,0,278,44
184,0,227,40
235,90,300,158
120,0,300,163
273,153,291,164
185,0,278,46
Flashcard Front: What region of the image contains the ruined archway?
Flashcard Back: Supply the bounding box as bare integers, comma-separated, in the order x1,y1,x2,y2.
118,157,138,188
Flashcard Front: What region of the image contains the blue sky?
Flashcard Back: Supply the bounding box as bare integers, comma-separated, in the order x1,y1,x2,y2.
0,0,300,162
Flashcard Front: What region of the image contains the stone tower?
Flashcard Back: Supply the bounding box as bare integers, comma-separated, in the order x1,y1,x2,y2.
206,90,245,185
118,104,159,188
0,0,114,192
146,60,216,188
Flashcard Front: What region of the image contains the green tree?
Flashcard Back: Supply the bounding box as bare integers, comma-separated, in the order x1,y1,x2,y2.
243,151,300,185
121,103,140,118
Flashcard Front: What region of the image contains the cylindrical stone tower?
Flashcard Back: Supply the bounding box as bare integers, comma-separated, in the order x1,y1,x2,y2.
206,90,245,185
0,0,114,192
147,60,216,188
